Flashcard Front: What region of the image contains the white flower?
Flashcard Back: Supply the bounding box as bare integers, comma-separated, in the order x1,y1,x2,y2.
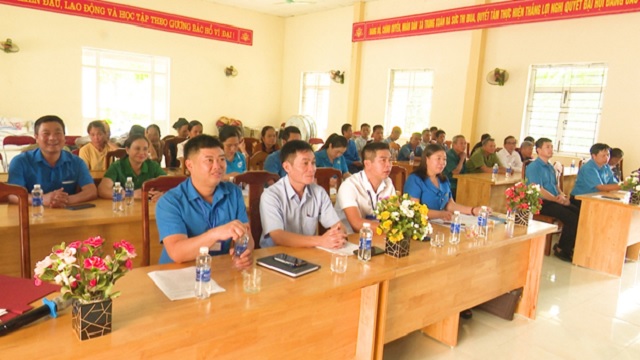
58,247,77,265
635,185,640,191
54,274,63,285
391,211,400,220
34,257,52,277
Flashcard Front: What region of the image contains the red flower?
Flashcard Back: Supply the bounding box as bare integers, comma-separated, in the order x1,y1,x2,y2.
125,258,133,270
34,276,42,286
83,236,104,248
84,256,108,271
114,240,137,258
68,241,82,249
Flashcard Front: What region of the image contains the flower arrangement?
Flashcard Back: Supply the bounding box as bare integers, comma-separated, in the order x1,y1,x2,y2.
505,181,543,215
34,236,136,302
375,193,431,243
619,172,639,192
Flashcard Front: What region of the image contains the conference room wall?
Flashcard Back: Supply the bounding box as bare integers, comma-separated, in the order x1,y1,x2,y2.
0,0,285,136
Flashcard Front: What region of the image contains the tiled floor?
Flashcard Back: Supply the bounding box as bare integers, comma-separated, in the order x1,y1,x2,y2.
383,256,640,359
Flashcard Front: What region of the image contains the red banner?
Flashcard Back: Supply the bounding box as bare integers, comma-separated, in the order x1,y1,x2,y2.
1,0,253,45
353,0,640,42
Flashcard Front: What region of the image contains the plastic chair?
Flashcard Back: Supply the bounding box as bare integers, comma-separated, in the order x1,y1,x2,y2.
233,171,280,249
390,165,408,194
0,183,31,278
105,148,127,169
141,176,188,266
249,151,268,171
2,135,36,171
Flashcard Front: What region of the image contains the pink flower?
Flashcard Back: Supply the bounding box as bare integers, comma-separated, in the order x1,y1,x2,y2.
84,256,108,271
125,258,133,270
89,278,97,288
114,240,137,258
83,236,104,248
68,241,82,249
34,276,42,286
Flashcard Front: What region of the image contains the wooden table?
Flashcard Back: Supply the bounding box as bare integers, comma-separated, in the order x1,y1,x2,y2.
454,173,522,213
0,199,162,278
573,193,640,276
0,220,556,358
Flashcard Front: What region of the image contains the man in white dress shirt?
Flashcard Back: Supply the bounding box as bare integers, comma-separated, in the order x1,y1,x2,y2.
496,135,523,172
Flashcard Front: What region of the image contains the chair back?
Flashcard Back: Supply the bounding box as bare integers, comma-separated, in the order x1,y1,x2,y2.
243,137,259,158
105,148,127,169
3,135,36,171
65,135,81,147
162,136,187,168
314,168,342,195
233,171,280,249
0,183,31,278
389,165,408,194
249,151,268,171
554,162,565,193
309,137,324,150
141,176,187,265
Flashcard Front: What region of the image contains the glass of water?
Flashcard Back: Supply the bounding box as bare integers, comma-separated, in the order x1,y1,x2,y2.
331,253,348,273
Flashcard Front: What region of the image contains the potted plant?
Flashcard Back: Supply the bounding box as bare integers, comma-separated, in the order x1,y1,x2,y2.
34,236,136,340
505,182,543,226
375,193,431,258
619,171,640,205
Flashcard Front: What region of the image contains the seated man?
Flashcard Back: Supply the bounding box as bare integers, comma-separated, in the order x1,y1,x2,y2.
465,137,504,174
443,135,467,199
8,115,97,207
434,130,448,150
497,136,524,171
609,147,624,182
570,143,620,208
398,132,423,161
341,123,363,173
263,126,301,178
354,123,371,154
259,140,346,248
383,126,402,151
517,140,534,163
470,133,491,156
526,138,579,262
335,142,396,234
371,125,385,143
419,128,431,150
155,135,253,268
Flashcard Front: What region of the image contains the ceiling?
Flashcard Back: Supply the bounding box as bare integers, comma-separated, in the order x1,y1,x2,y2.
201,0,369,18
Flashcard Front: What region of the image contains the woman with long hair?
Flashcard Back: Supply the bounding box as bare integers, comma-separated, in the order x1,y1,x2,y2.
253,125,279,154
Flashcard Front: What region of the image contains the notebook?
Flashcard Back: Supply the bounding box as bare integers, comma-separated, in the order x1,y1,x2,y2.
256,254,320,278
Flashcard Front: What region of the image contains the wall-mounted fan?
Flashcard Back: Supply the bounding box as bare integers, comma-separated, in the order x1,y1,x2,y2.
1,38,19,53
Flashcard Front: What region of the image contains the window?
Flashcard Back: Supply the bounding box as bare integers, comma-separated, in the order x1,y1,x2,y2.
385,69,434,136
82,48,170,137
299,72,330,138
522,64,607,155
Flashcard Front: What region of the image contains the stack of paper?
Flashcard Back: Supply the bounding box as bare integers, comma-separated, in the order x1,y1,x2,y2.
148,267,225,301
316,241,358,256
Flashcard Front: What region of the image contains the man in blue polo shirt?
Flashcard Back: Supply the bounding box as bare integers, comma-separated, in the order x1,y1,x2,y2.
526,138,579,262
8,115,97,207
155,134,253,268
570,143,620,208
264,126,301,178
341,123,362,174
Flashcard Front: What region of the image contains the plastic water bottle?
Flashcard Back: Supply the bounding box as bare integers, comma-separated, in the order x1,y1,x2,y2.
570,159,576,171
505,163,512,179
124,177,134,206
477,206,489,238
31,184,44,218
235,233,249,257
358,223,373,261
195,247,211,299
112,182,123,213
409,151,415,166
449,211,461,245
491,163,499,182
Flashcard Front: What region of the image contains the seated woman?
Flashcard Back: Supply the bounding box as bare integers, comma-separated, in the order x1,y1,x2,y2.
176,120,204,169
252,125,279,154
78,120,120,171
315,134,351,185
166,118,189,168
220,125,248,179
98,134,167,202
404,144,483,220
146,124,164,164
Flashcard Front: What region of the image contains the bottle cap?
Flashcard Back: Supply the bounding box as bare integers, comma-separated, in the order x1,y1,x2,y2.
199,246,209,254
114,182,121,187
481,205,487,210
454,211,460,215
362,222,371,228
126,177,132,181
34,184,41,189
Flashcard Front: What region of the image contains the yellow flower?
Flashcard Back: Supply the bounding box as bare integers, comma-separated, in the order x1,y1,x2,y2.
419,205,429,216
382,220,393,230
376,227,382,235
380,211,391,220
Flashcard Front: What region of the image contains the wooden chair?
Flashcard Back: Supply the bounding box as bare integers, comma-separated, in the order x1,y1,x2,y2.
64,135,81,147
162,136,187,169
0,183,31,278
233,171,280,249
249,151,268,171
2,135,36,171
141,176,188,266
389,165,408,194
309,137,325,151
105,148,127,169
523,161,564,256
314,168,342,196
243,137,259,158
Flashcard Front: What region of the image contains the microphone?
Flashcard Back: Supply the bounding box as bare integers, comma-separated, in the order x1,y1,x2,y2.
0,296,72,336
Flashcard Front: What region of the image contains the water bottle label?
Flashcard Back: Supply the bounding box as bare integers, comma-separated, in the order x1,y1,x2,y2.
477,216,487,227
450,223,461,234
196,268,211,282
365,237,372,250
32,197,43,206
234,243,247,256
113,193,123,201
125,189,134,197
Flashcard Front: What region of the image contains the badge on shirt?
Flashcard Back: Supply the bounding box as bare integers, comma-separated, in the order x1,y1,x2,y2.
210,242,222,251
237,162,244,168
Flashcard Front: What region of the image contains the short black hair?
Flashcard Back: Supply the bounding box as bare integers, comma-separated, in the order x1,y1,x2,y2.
34,115,65,135
280,140,313,164
481,137,495,146
219,125,241,142
610,148,624,159
430,126,438,132
360,123,370,130
503,135,516,145
480,133,491,141
590,143,611,156
372,125,384,133
184,134,222,159
281,126,301,141
361,141,390,162
435,130,446,137
523,136,535,143
341,124,352,135
535,137,552,149
188,120,203,131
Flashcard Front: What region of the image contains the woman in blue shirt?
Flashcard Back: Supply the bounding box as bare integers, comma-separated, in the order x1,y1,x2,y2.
404,144,481,220
315,134,351,187
219,125,247,179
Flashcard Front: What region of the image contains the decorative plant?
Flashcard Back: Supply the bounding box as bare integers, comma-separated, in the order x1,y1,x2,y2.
619,171,639,192
330,70,345,84
375,193,431,242
225,65,238,77
494,68,507,86
505,181,543,215
34,236,137,302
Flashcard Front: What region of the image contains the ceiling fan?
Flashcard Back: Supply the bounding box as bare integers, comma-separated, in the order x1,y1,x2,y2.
1,38,19,53
275,0,317,5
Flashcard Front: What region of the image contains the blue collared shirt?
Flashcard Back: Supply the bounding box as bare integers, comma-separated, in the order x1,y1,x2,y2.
264,150,286,177
525,158,558,197
403,173,452,211
226,152,246,174
571,159,617,196
443,148,465,189
342,139,360,166
315,149,348,174
398,144,423,161
155,178,248,264
8,148,94,194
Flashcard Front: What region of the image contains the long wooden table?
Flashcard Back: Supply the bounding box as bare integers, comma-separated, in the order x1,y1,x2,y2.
0,220,556,358
574,193,640,276
0,199,162,278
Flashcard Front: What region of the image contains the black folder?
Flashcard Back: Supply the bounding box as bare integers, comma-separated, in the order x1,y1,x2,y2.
256,255,320,278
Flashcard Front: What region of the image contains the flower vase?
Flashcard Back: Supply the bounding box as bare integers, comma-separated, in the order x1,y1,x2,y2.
385,236,411,258
72,298,112,341
514,209,531,226
630,191,640,205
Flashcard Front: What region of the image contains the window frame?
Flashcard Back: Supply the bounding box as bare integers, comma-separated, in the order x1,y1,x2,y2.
384,69,435,140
